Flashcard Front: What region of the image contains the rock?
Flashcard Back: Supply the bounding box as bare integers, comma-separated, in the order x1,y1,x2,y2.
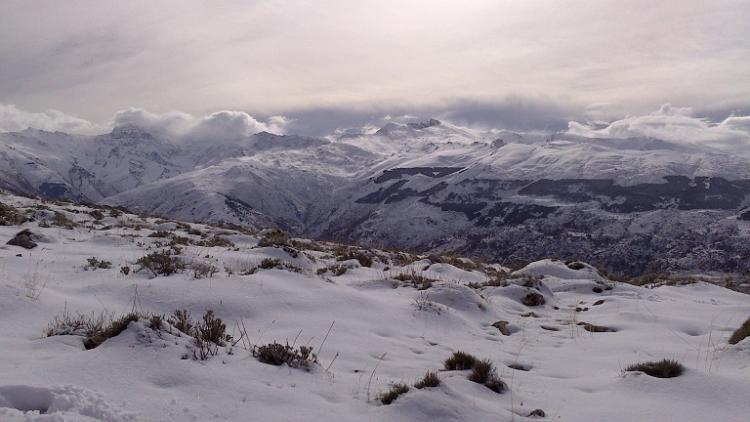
507,363,531,371
522,291,545,307
592,286,603,293
593,299,605,306
7,229,38,249
566,261,585,270
578,322,616,332
492,321,511,335
528,409,546,418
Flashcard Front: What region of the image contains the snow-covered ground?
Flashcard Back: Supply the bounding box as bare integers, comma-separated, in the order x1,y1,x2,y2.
1,192,749,421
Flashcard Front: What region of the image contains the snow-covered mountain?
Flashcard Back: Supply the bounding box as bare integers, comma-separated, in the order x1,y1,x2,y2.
2,119,750,275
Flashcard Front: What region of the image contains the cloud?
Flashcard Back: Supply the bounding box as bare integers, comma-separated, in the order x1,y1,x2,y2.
721,115,750,132
112,108,194,136
112,108,289,141
567,103,750,154
0,104,102,134
1,1,748,124
1,104,290,142
283,96,580,136
187,111,288,141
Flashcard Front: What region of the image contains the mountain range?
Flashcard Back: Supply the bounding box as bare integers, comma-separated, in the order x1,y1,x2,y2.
2,119,750,275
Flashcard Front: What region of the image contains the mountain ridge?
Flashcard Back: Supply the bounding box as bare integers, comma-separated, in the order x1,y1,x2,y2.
2,120,750,275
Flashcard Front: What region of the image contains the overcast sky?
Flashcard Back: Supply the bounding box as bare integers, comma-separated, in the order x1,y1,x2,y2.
1,0,749,134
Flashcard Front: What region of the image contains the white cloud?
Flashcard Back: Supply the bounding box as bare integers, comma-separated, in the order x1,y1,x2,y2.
112,108,194,136
721,115,750,132
187,111,287,141
111,107,289,140
2,104,290,140
0,104,102,134
567,104,750,154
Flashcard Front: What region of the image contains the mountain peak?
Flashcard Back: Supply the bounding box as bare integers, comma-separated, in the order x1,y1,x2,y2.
110,124,156,140
407,118,441,129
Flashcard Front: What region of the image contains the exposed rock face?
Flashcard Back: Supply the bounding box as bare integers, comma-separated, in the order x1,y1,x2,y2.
407,118,441,129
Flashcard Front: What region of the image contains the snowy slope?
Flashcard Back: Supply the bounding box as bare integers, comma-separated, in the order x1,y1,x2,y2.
1,193,749,421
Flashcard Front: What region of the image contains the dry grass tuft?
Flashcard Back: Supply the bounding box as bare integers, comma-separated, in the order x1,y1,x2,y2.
379,383,409,405
625,359,684,378
728,317,750,345
414,371,440,389
444,351,478,371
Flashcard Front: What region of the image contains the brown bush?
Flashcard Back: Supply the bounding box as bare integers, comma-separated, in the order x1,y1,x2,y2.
379,383,409,405
414,371,440,389
254,342,318,369
0,202,28,225
625,359,683,378
444,351,478,371
136,250,185,276
258,229,290,248
468,359,506,393
195,235,235,248
394,270,436,290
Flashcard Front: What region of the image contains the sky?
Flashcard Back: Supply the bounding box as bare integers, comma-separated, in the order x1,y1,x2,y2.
0,0,749,136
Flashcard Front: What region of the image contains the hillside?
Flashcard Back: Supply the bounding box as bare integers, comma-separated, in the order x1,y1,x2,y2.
1,192,749,421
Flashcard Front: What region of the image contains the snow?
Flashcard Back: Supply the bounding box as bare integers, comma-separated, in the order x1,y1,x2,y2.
1,193,749,421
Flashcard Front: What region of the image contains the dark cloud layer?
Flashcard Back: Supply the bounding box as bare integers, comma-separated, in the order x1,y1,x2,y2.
280,97,581,136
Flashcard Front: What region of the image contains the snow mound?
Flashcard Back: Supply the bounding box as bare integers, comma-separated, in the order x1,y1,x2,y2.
0,385,137,421
514,259,604,281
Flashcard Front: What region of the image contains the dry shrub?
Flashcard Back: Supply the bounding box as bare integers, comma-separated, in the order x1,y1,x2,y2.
335,247,374,267
195,235,235,248
728,317,750,345
414,371,440,389
625,359,684,378
379,383,409,405
196,310,228,345
317,264,348,276
46,311,145,350
428,254,478,272
0,202,28,225
52,211,76,229
444,351,478,371
468,359,506,393
136,250,184,276
260,258,281,269
395,270,436,290
390,252,419,267
258,229,290,248
253,342,318,369
192,262,218,279
85,257,112,270
169,309,193,335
